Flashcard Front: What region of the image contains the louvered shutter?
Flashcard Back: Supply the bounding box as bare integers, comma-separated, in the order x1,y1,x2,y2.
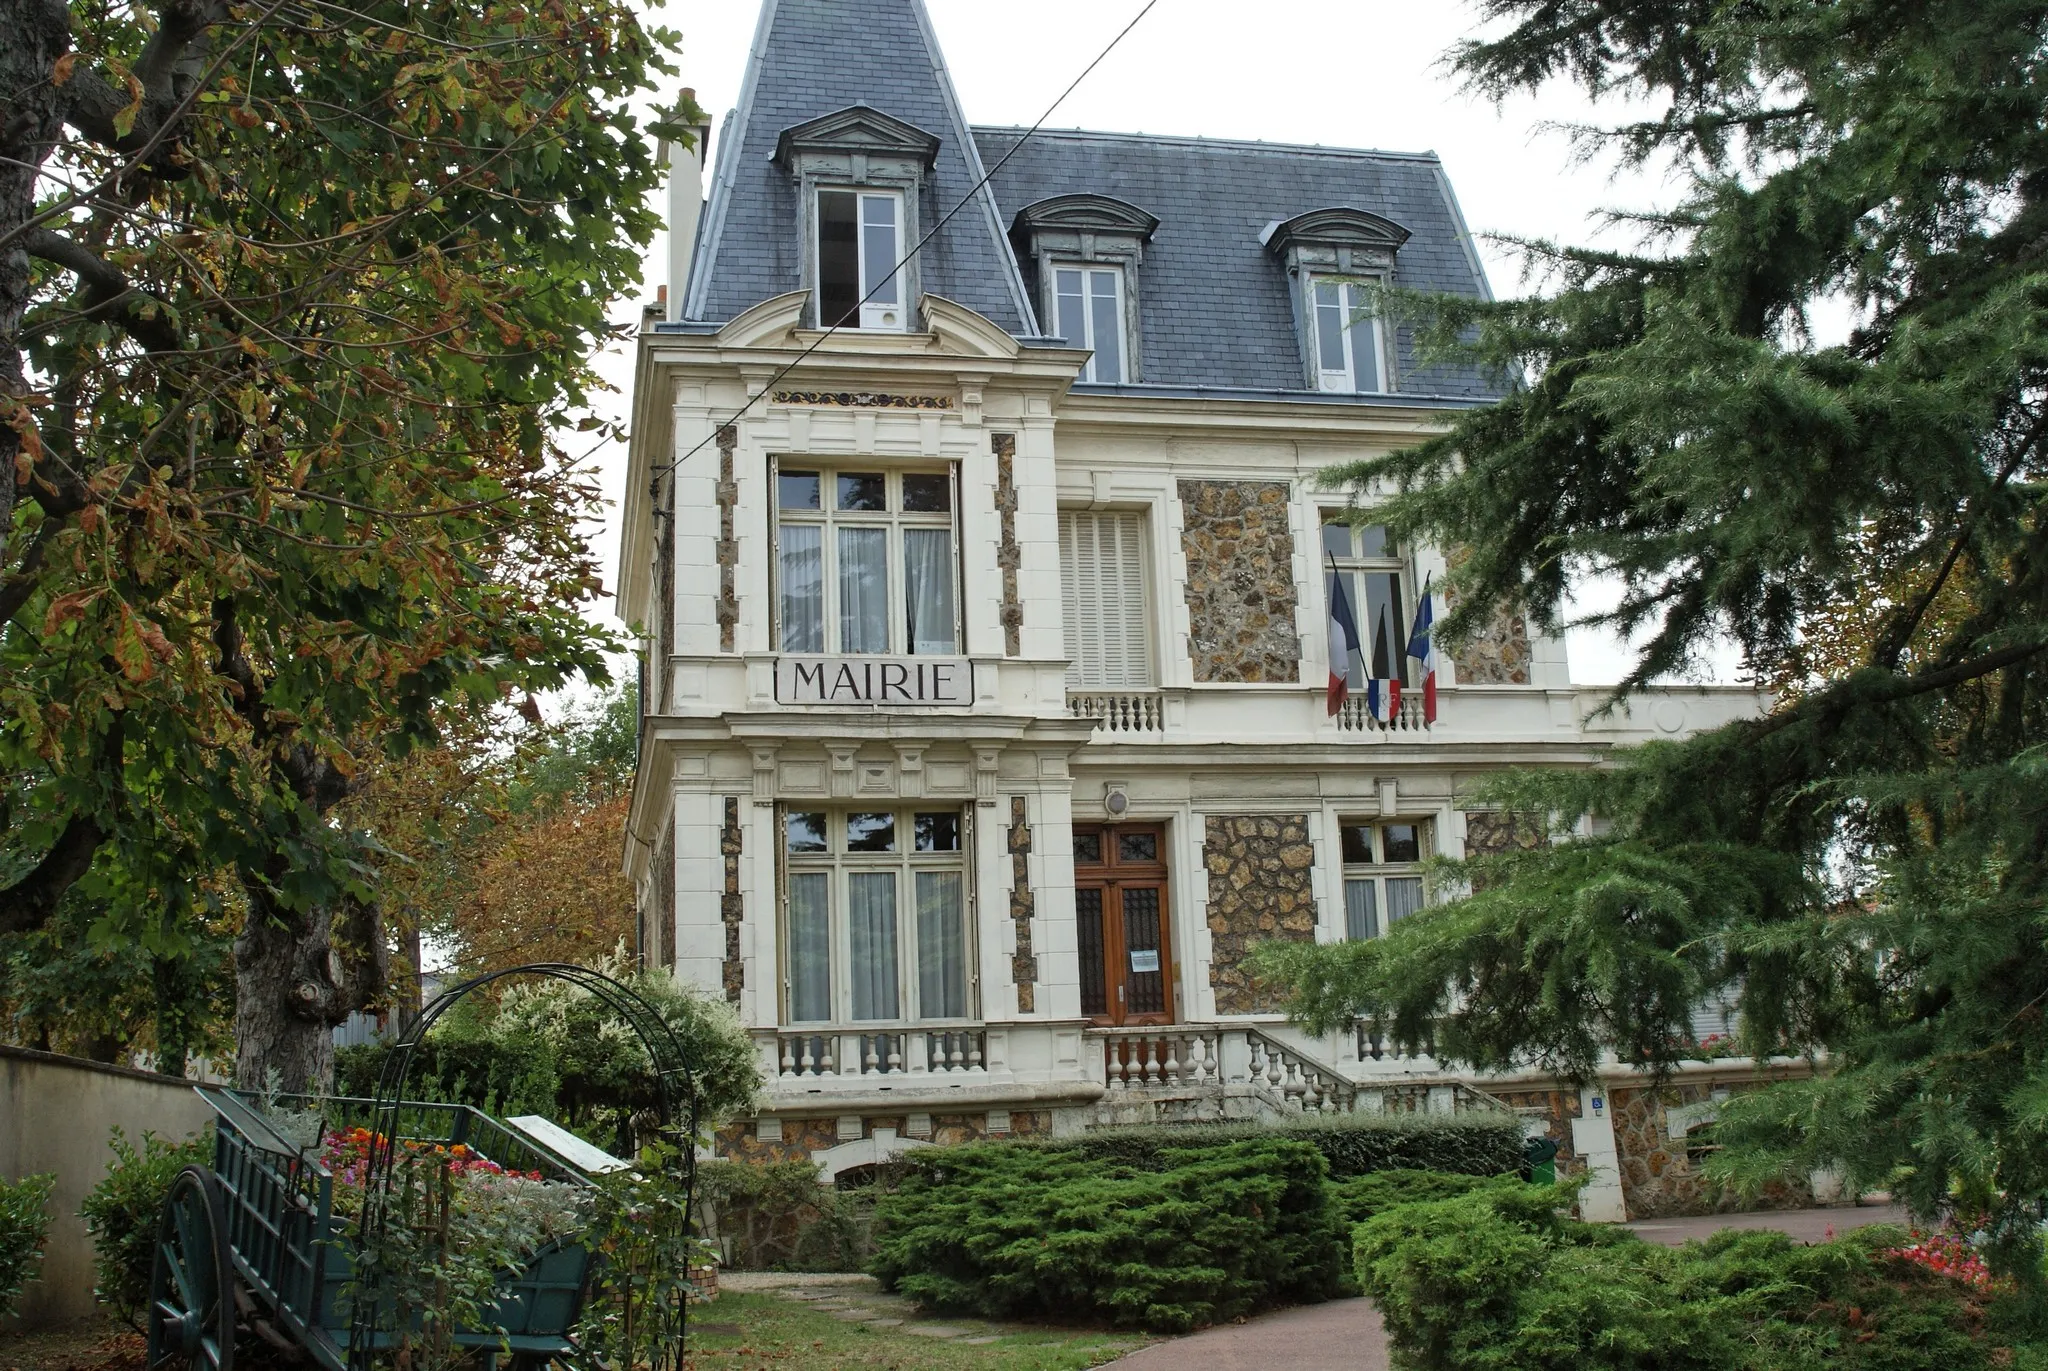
1059,511,1151,689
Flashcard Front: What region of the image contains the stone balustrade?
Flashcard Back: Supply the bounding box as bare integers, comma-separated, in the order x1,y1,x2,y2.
1096,1026,1224,1091
1066,690,1166,735
769,1028,986,1081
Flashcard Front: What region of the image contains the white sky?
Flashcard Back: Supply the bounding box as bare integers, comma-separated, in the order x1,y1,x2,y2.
576,0,1742,690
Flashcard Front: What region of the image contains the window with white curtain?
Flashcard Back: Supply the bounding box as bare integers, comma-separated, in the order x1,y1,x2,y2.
1310,275,1387,393
1059,509,1152,689
1340,820,1429,939
782,807,973,1025
774,465,958,656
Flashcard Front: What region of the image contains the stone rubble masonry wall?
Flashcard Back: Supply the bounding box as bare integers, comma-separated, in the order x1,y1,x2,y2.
721,796,744,1004
1009,795,1038,1013
1442,547,1530,684
1490,1085,1585,1179
1462,811,1549,890
994,433,1023,656
716,424,739,652
1177,480,1301,683
1610,1082,1814,1218
653,819,676,970
713,1111,1050,1165
1203,814,1317,1014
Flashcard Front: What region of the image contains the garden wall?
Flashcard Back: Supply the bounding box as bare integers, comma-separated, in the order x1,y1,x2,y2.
0,1046,213,1327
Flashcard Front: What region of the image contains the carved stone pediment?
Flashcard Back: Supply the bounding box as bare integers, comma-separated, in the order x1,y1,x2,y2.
772,104,941,170
1260,206,1413,257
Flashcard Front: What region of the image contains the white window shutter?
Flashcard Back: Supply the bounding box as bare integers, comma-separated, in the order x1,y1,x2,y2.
1059,511,1151,689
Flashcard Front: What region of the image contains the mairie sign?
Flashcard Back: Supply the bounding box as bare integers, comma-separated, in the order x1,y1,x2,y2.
776,656,973,706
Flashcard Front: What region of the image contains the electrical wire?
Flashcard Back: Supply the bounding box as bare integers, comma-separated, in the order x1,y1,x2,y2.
648,0,1160,489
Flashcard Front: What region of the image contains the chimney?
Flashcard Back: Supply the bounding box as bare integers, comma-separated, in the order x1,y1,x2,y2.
666,88,711,325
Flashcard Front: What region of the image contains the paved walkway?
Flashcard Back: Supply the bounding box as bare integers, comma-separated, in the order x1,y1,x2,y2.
1100,1205,1908,1370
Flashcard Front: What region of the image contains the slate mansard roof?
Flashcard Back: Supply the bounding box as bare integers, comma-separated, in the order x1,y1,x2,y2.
682,0,1502,403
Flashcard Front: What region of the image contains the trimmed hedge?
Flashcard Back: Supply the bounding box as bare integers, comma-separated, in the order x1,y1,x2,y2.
872,1137,1350,1332
1330,1168,1499,1226
1019,1110,1525,1179
1355,1180,2042,1371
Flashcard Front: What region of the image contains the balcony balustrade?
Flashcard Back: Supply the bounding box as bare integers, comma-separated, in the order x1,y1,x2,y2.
1067,690,1165,735
769,1028,987,1081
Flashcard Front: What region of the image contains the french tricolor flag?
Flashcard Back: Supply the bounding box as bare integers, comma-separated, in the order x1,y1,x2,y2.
1407,574,1438,725
1326,563,1362,716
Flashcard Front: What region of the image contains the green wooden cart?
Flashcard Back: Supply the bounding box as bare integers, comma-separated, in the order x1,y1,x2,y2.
148,1086,601,1371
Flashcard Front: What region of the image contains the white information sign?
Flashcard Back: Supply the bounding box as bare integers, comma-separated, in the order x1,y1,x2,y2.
1129,949,1160,974
506,1115,630,1174
776,656,972,706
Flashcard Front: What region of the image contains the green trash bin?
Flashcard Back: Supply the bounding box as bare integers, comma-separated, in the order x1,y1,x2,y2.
1524,1134,1560,1186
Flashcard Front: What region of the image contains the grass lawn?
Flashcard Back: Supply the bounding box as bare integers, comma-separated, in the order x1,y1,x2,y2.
685,1290,1153,1371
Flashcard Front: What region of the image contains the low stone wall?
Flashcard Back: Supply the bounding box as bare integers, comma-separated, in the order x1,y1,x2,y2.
0,1046,214,1328
1609,1079,1814,1218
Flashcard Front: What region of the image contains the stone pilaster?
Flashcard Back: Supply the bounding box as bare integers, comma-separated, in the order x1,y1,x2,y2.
994,433,1022,656
1008,795,1037,1012
720,796,744,1003
715,424,739,652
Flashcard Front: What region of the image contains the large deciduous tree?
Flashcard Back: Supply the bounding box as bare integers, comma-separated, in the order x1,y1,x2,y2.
1,0,688,1089
1259,1,2048,1264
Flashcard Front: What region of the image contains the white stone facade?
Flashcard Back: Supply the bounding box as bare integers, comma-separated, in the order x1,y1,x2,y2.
616,290,1765,1159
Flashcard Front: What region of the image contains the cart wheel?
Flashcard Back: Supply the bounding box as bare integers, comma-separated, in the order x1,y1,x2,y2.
147,1166,236,1371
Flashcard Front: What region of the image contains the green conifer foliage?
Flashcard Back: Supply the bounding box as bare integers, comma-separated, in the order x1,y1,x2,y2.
1260,2,2048,1266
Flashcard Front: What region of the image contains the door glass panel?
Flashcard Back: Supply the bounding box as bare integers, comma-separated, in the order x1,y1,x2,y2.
915,871,966,1019
1072,831,1102,865
817,190,859,327
903,528,956,654
1344,879,1379,940
1117,831,1157,864
788,872,832,1022
1076,887,1108,1017
846,812,895,852
1088,270,1123,383
847,871,899,1020
1385,876,1425,925
861,194,899,305
1121,887,1164,1014
837,527,888,653
778,524,823,652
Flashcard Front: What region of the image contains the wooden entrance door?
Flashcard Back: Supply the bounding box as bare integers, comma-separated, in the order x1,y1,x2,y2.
1073,825,1174,1026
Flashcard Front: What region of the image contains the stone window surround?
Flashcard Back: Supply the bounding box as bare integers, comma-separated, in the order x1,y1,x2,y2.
772,105,941,332
1261,207,1412,393
1011,194,1158,385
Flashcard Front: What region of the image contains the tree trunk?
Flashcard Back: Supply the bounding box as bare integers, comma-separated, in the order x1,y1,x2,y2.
234,886,386,1094
0,0,73,561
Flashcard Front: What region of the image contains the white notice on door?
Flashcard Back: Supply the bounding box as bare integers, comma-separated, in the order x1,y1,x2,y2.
1129,949,1160,973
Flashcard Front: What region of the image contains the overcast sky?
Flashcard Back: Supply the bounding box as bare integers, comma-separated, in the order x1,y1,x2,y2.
580,0,1736,689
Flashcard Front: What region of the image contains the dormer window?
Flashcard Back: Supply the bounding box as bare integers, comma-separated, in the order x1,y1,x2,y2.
1053,265,1125,383
1011,194,1158,384
818,189,905,331
1263,207,1412,394
1311,276,1385,393
773,105,939,332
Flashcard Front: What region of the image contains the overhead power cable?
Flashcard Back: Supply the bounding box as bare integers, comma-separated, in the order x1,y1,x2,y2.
648,0,1160,487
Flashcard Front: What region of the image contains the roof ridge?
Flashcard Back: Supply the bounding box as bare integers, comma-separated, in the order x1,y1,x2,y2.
971,123,1443,165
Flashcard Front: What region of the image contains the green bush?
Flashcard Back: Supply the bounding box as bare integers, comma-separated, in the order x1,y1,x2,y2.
1355,1181,2045,1371
1018,1110,1524,1179
872,1137,1349,1332
81,1127,211,1322
1329,1168,1501,1226
697,1160,886,1272
0,1171,55,1318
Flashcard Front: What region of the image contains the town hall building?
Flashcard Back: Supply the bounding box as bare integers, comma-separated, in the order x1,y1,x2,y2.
619,0,1767,1216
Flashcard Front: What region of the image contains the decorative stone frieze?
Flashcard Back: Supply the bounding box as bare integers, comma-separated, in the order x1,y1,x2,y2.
1177,481,1300,683
994,433,1023,656
716,425,739,652
1202,814,1316,1014
1008,795,1037,1012
721,797,744,1004
770,390,952,409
